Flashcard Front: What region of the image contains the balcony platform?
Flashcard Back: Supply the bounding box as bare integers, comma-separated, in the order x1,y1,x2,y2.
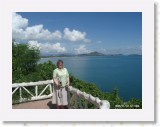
12,99,69,109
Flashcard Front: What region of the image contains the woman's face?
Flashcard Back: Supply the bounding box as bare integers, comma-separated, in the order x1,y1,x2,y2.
58,62,63,69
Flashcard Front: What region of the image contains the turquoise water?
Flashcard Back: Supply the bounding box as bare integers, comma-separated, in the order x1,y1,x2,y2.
40,56,142,101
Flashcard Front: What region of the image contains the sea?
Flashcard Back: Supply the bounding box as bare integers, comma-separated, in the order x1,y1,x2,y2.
39,55,142,101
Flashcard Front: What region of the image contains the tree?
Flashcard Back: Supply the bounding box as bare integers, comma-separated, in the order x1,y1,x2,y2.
12,41,40,82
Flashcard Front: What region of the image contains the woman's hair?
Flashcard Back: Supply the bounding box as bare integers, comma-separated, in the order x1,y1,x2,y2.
57,60,63,67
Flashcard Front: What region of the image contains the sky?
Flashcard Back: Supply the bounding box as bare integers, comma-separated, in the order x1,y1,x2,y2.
12,12,142,55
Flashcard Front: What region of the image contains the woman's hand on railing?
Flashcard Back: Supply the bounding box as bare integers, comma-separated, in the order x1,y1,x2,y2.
53,78,60,87
65,83,70,91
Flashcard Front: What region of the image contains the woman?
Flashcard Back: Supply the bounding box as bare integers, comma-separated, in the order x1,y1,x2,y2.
52,60,70,109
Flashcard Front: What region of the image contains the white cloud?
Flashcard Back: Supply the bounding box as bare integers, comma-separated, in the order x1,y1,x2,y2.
63,28,88,42
52,30,62,40
12,13,62,41
99,46,142,55
51,43,66,53
28,41,66,54
12,13,92,45
24,25,62,40
100,48,107,52
13,41,20,45
74,45,90,54
84,39,91,43
28,40,40,49
12,12,28,30
97,41,102,43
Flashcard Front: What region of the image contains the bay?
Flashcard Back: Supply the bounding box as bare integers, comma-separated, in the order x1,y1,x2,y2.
39,55,142,101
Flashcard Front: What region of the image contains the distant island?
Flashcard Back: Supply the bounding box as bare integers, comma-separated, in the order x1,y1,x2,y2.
77,51,106,56
41,53,75,58
127,54,142,56
40,51,141,58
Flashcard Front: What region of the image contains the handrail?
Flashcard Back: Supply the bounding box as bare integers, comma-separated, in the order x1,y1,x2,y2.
12,80,110,109
67,86,110,109
12,80,53,88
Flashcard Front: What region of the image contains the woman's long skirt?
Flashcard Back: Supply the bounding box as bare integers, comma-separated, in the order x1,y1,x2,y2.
52,84,68,106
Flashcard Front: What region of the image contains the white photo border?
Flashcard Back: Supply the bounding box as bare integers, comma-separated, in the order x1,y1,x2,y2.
0,0,154,121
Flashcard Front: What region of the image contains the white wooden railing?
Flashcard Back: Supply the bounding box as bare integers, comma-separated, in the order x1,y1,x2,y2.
12,80,110,109
12,80,53,103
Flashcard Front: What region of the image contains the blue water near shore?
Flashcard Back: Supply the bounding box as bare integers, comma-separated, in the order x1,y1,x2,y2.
40,55,142,101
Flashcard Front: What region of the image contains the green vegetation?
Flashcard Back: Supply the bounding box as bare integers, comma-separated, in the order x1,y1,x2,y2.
12,41,142,109
12,41,56,83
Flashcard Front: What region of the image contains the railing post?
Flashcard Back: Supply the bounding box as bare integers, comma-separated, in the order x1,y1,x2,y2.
99,100,110,109
67,90,71,109
85,99,88,109
19,87,22,102
49,84,52,94
78,96,83,109
74,94,78,109
35,86,38,97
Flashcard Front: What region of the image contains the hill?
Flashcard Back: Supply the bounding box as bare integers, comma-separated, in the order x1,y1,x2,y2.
77,51,106,56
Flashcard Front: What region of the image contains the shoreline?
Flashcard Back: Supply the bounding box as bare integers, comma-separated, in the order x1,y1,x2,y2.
41,55,142,59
